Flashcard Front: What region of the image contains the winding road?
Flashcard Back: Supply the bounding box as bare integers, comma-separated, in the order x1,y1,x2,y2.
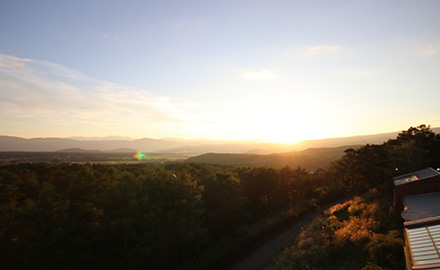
228,198,349,270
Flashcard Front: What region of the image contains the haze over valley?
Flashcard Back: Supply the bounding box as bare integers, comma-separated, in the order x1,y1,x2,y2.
2,128,439,170
4,128,440,154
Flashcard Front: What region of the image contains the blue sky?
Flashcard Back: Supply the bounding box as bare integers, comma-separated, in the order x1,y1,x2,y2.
1,0,439,142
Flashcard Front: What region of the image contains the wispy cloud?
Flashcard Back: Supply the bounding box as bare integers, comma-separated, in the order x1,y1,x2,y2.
0,55,28,68
0,54,209,138
238,69,278,80
419,44,436,56
7,61,26,68
302,45,340,57
104,33,119,41
284,45,341,58
102,33,125,46
175,20,207,31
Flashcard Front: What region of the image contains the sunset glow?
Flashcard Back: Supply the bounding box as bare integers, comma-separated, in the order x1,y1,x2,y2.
0,1,439,142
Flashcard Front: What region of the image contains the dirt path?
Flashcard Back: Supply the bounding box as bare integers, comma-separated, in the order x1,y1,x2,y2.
228,198,349,270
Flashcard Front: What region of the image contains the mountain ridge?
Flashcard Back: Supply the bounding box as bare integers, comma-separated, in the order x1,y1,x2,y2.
1,127,439,154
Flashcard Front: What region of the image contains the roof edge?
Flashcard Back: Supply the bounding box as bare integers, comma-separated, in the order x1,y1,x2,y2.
404,216,440,228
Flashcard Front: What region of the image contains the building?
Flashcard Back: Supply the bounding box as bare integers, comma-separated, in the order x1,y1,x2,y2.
394,167,440,215
394,168,440,270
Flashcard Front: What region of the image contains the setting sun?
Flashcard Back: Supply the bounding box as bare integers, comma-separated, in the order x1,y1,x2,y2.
0,0,439,144
257,115,320,144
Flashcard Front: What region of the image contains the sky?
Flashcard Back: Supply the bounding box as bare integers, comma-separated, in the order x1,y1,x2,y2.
1,0,439,143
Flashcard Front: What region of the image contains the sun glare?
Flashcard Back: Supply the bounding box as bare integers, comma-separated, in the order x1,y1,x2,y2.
251,102,325,144
256,118,315,144
260,125,313,144
266,133,306,144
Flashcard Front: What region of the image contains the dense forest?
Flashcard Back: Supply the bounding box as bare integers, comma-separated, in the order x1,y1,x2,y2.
1,125,439,269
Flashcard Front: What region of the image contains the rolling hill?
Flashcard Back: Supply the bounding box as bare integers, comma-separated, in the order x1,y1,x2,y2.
186,146,357,171
1,127,439,154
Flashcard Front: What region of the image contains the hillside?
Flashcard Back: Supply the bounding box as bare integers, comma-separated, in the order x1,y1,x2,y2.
55,148,102,153
186,146,355,171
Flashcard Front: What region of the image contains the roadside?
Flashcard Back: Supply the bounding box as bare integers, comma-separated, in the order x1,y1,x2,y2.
228,198,350,270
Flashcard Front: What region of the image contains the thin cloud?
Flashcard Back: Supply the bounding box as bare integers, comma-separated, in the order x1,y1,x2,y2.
103,33,124,46
0,53,208,138
303,46,340,57
284,45,341,58
239,69,278,80
175,20,207,31
419,44,436,56
104,33,119,41
8,61,25,68
0,55,28,69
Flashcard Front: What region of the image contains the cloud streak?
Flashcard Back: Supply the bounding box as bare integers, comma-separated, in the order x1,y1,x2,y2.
175,20,208,31
103,33,125,46
238,69,278,80
302,45,340,57
0,54,209,138
419,44,436,56
284,45,341,58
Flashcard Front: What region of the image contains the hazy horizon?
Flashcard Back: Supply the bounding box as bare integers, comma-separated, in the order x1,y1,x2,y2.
1,1,439,143
5,125,440,144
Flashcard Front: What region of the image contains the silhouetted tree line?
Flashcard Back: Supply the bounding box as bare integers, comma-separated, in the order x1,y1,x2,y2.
0,125,439,269
330,124,440,195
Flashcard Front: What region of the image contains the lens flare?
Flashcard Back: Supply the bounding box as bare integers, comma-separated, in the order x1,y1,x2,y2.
133,151,145,160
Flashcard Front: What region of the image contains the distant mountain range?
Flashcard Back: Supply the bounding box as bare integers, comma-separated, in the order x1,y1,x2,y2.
1,127,439,154
0,136,276,154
